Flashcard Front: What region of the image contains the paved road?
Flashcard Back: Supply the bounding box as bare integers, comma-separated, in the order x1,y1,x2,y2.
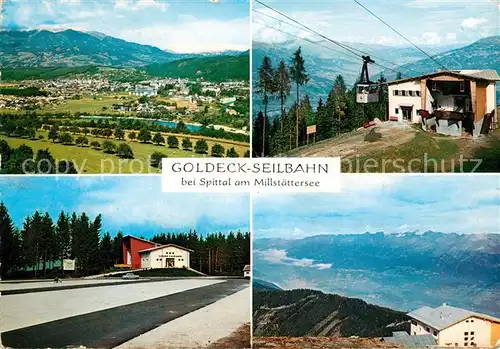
1,279,248,349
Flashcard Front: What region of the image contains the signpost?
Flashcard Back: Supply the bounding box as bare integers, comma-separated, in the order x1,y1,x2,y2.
63,259,75,271
306,125,317,144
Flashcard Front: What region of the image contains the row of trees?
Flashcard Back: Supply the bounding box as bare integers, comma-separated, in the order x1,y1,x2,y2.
0,204,120,277
0,203,250,278
253,46,388,157
0,140,77,174
0,112,250,144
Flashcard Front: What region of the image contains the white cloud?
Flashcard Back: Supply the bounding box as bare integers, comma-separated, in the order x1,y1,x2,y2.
421,32,442,44
76,177,249,230
255,249,332,270
115,0,168,12
461,17,488,29
445,32,457,41
119,17,249,52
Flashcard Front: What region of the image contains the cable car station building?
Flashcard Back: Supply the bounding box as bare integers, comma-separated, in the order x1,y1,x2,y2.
121,235,192,269
386,69,499,137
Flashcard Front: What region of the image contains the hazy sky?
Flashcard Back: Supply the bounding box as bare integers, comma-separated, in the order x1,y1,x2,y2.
1,0,250,53
254,175,500,238
253,0,500,46
0,176,250,237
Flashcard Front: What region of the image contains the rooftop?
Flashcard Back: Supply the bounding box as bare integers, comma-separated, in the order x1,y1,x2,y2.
383,331,436,348
408,303,500,331
386,69,500,85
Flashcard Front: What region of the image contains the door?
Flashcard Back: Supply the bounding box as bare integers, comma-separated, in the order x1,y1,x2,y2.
166,258,175,268
402,106,413,121
127,250,131,264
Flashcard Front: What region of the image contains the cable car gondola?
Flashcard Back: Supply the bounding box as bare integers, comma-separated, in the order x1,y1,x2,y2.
356,56,380,104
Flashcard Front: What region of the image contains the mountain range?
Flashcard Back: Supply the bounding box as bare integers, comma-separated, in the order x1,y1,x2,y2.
252,36,500,112
253,232,500,318
253,288,410,337
0,29,249,81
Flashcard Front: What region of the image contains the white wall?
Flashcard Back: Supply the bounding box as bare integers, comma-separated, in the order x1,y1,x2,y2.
486,82,497,127
410,320,438,338
388,80,422,123
438,317,492,347
141,252,151,269
145,246,191,269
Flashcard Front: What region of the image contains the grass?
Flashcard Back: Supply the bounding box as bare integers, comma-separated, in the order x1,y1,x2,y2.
344,131,460,173
1,130,248,174
40,94,137,115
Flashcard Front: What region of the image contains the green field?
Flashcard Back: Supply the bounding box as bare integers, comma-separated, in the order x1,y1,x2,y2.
40,94,137,115
1,131,248,174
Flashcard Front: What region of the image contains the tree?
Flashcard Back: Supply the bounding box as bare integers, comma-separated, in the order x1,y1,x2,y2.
128,131,137,141
75,136,89,146
58,132,73,145
0,203,22,278
167,135,179,148
34,149,56,174
396,72,402,80
99,232,114,270
243,150,250,158
55,211,71,265
182,137,193,151
138,128,152,143
150,151,166,168
82,128,90,136
111,231,124,264
153,132,165,146
114,126,125,140
57,160,78,174
211,143,225,157
7,144,35,174
116,143,134,159
290,46,309,148
101,128,113,138
258,56,275,157
48,125,59,142
194,139,208,154
226,147,239,158
274,60,291,131
316,98,332,141
90,140,101,149
101,140,116,154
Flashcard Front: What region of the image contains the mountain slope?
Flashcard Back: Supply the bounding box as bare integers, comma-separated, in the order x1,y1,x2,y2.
383,36,500,80
0,29,179,67
253,289,409,337
253,278,282,291
254,232,500,318
144,52,250,81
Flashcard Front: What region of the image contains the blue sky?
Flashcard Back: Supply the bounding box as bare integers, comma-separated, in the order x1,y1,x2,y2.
253,0,500,46
0,0,250,52
254,175,500,238
0,176,250,237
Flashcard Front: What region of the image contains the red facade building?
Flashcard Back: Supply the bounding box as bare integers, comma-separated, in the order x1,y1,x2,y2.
122,235,159,269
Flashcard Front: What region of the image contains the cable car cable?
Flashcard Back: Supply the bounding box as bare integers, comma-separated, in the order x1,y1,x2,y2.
352,0,449,71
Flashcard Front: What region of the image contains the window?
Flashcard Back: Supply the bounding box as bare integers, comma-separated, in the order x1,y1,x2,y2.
426,327,430,332
395,108,399,114
415,91,421,97
464,343,468,347
471,320,474,323
393,90,398,96
409,91,414,97
411,320,417,325
464,332,468,335
465,337,468,341
402,90,407,96
433,331,438,336
466,320,469,323
470,332,474,335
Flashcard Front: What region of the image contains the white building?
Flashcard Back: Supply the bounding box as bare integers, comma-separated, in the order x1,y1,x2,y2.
138,244,193,269
134,86,158,97
386,70,499,137
408,303,500,348
243,265,251,278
